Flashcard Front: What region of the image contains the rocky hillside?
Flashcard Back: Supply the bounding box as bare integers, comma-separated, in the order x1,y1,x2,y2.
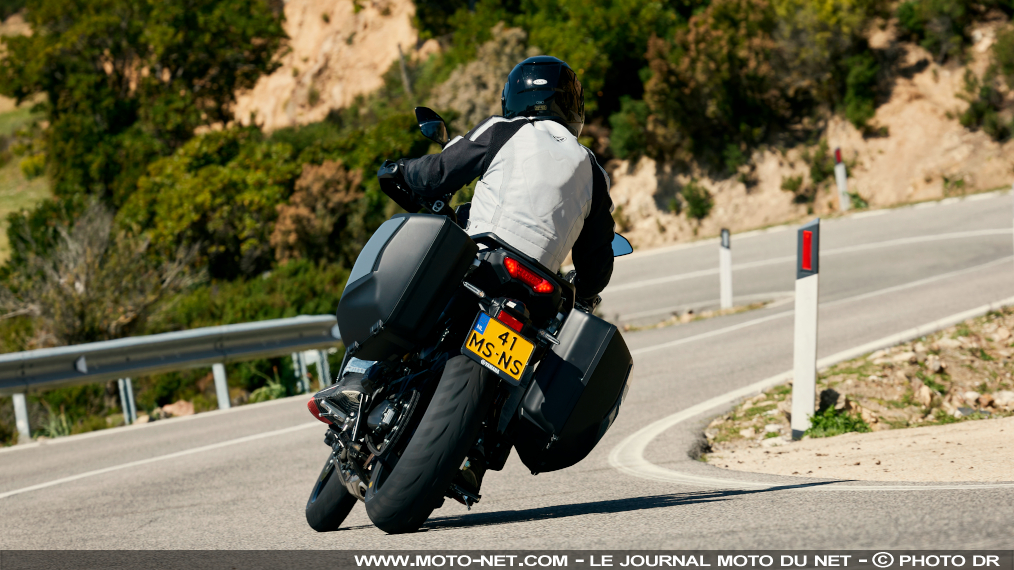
233,0,433,132
609,19,1014,251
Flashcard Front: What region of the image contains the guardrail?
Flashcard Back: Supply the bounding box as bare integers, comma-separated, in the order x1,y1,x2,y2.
1,315,342,443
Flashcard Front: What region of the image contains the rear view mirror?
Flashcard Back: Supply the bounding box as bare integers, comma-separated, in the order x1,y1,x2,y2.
611,234,633,257
415,107,448,147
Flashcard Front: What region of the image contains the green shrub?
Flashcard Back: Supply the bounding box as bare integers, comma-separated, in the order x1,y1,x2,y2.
844,53,879,129
805,407,871,438
681,179,713,221
804,140,835,186
608,97,650,161
781,175,804,195
18,153,45,179
959,70,1010,142
0,0,287,204
849,192,869,209
645,0,785,165
894,0,998,62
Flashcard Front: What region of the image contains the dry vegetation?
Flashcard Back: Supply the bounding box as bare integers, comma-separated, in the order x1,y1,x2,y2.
704,306,1014,455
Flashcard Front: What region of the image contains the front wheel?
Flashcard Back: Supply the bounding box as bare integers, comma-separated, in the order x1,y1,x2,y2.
364,355,495,533
306,453,358,532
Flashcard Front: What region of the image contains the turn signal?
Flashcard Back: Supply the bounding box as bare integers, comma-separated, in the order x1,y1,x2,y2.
503,257,555,294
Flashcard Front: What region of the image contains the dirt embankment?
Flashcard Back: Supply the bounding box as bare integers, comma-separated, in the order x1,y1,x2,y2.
704,307,1014,482
608,22,1014,251
233,0,436,132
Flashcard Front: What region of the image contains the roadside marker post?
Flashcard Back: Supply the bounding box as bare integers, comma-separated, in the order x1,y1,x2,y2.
719,228,733,310
834,148,849,213
791,218,821,440
212,364,231,410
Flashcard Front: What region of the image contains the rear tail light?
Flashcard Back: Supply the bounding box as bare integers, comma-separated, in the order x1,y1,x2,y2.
503,257,555,294
496,310,525,333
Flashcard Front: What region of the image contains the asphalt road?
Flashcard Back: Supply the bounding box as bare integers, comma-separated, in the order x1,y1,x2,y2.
2,192,1013,549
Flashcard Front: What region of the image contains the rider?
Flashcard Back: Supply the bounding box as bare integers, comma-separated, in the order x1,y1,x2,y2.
394,55,615,307
322,58,616,478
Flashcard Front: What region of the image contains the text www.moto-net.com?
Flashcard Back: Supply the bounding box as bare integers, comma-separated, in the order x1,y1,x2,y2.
356,555,569,568
353,553,1009,569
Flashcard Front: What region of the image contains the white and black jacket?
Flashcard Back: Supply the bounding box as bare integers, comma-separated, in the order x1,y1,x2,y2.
399,116,615,300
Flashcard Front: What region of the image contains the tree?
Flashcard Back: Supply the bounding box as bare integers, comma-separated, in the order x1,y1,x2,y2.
645,0,788,165
0,0,286,205
0,201,200,349
117,128,298,280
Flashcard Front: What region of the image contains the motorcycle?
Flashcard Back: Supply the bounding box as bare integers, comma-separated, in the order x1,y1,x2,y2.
304,107,634,534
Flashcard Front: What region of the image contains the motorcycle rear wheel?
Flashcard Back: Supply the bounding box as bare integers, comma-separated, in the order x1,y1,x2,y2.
305,453,358,532
364,355,495,533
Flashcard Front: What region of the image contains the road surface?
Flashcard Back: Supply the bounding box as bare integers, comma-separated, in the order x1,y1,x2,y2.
1,192,1013,549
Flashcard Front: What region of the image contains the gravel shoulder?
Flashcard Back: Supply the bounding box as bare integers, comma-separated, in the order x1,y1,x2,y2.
709,414,1014,482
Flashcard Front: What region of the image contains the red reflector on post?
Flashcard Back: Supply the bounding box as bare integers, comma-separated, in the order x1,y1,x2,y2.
496,310,524,332
801,230,813,271
503,257,555,294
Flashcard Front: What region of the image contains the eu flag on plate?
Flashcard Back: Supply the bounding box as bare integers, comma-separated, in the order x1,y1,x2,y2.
474,313,490,334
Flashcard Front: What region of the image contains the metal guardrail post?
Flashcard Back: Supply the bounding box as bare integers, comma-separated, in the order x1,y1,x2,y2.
292,352,310,394
791,218,821,440
117,378,137,424
212,364,230,410
12,392,30,444
317,350,332,388
719,228,733,310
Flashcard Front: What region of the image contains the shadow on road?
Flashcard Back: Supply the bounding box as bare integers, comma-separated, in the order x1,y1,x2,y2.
412,481,844,532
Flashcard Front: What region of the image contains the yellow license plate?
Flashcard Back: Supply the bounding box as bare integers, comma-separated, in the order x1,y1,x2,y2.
462,313,534,384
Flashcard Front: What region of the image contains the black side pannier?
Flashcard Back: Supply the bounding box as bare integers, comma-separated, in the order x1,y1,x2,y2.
337,214,478,360
512,310,633,473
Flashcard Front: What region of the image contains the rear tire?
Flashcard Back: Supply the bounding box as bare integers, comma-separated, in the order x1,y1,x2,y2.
364,355,495,533
306,454,358,532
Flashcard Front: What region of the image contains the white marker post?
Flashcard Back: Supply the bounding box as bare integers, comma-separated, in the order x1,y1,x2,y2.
791,218,821,440
834,148,849,213
719,228,732,310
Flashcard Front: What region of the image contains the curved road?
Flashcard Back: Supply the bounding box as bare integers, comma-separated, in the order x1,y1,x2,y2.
1,192,1013,549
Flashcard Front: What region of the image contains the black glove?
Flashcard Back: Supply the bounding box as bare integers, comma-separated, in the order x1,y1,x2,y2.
575,294,601,313
377,160,421,213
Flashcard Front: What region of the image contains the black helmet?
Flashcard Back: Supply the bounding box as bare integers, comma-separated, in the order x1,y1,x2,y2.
501,56,584,137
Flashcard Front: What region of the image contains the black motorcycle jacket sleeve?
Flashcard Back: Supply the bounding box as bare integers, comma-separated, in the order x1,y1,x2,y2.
571,153,614,300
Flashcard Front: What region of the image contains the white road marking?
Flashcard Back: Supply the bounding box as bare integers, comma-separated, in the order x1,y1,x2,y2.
605,229,1012,293
0,392,309,454
610,295,1014,490
0,422,320,500
629,256,1013,356
619,292,794,321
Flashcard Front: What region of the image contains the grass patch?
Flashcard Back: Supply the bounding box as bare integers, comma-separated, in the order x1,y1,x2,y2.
742,404,777,418
805,407,871,438
916,370,947,394
0,158,50,263
0,107,51,263
0,105,36,137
